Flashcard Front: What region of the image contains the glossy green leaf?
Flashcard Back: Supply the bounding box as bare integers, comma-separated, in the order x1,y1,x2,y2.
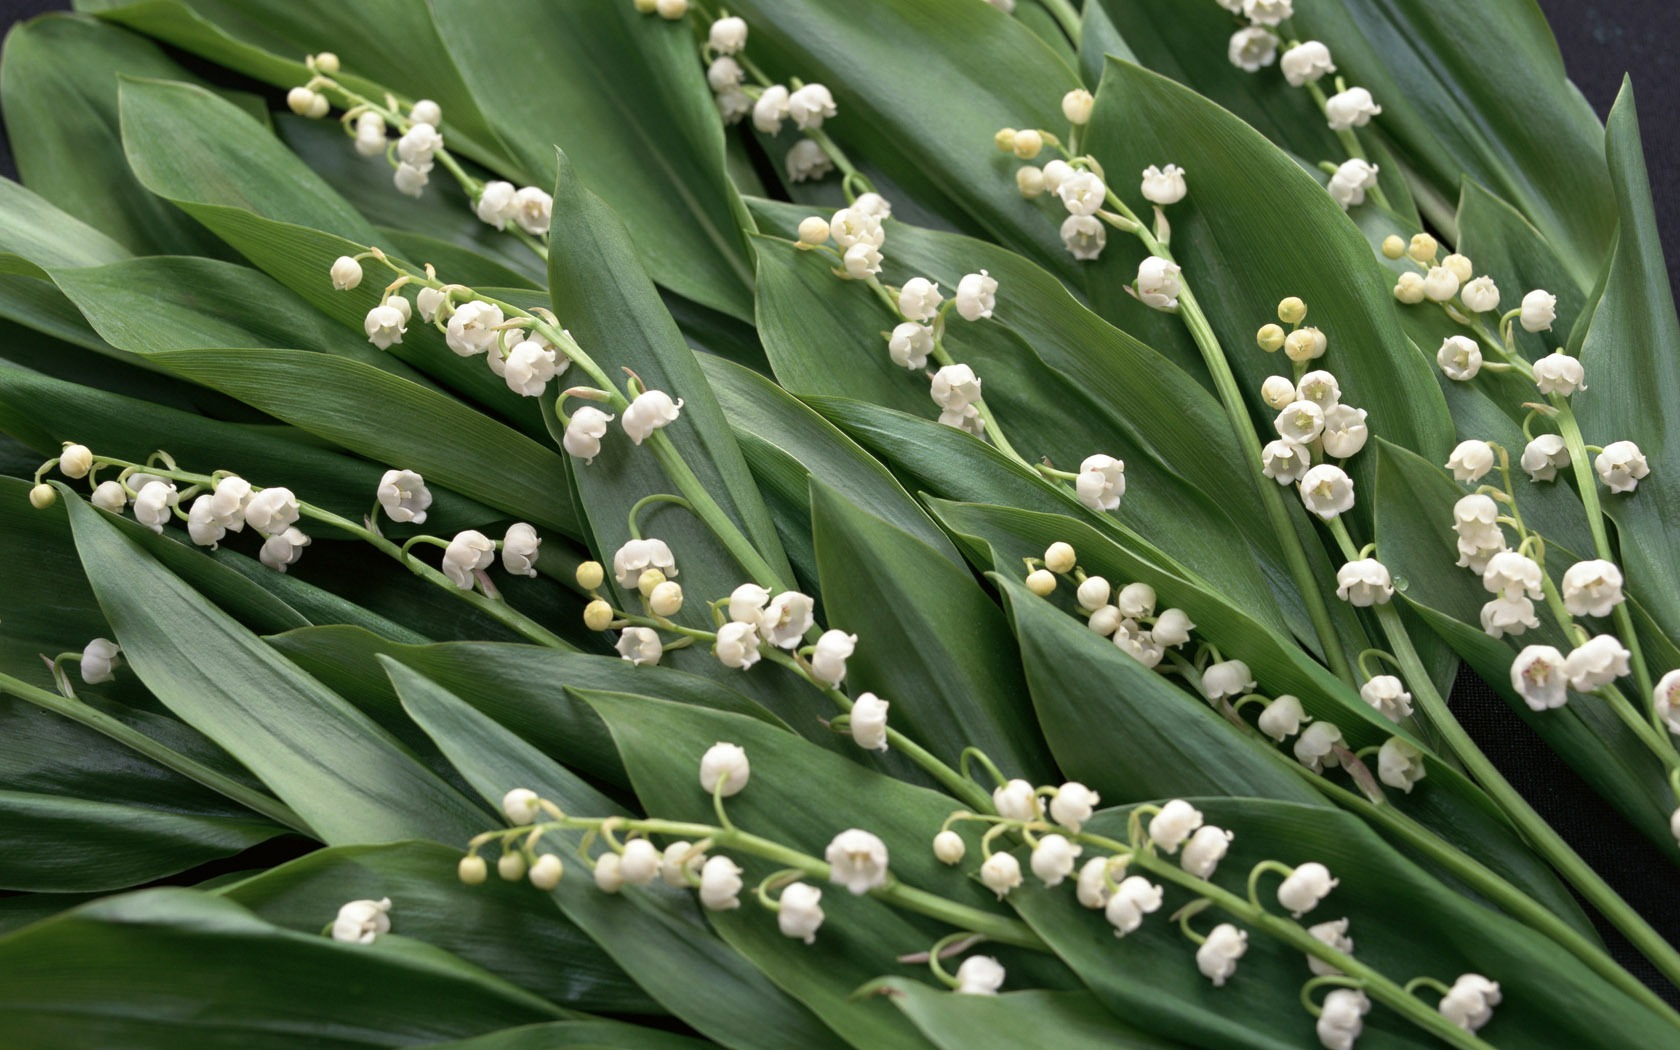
0,14,247,258
876,980,1183,1050
418,1021,710,1050
699,352,963,587
65,493,486,845
811,481,1051,783
1574,83,1680,644
583,689,1073,1050
388,664,840,1050
0,888,565,1048
79,0,524,176
433,0,754,321
0,789,277,892
726,0,1081,279
0,177,131,271
220,840,654,1014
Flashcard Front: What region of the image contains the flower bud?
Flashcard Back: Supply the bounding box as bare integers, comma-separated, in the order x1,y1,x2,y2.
1441,253,1474,284
583,599,614,631
286,86,321,117
1393,271,1426,304
933,830,966,865
1407,233,1438,262
529,853,563,890
28,483,55,509
1277,296,1307,324
619,839,660,885
1520,289,1558,333
329,256,362,292
1257,323,1286,352
497,852,527,881
457,854,488,885
1075,575,1111,612
700,742,750,797
1283,327,1326,362
655,0,688,19
593,852,625,892
1261,375,1296,409
637,568,666,598
1061,89,1095,125
796,216,830,246
993,127,1017,153
1011,129,1043,159
502,788,541,825
648,580,684,617
1026,569,1056,596
1043,541,1076,574
1381,235,1405,259
1015,165,1046,198
576,561,605,590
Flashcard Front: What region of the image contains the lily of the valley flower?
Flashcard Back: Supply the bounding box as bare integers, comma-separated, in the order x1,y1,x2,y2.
753,84,790,133
1147,799,1204,853
1105,875,1164,936
992,778,1040,821
622,390,684,444
1181,825,1234,879
777,882,825,943
1359,675,1413,722
929,364,983,410
888,322,934,369
1482,551,1543,600
1228,26,1278,72
1261,375,1296,409
1595,440,1650,493
1438,974,1502,1033
1324,86,1381,130
809,629,857,686
330,897,392,944
1135,256,1182,309
1436,335,1482,380
1377,737,1427,792
850,692,890,751
787,83,837,129
445,300,504,356
1446,439,1495,482
1520,434,1569,481
1654,670,1680,735
1048,781,1100,831
132,479,177,534
761,591,815,648
1258,694,1309,741
826,828,889,894
475,181,518,230
1561,559,1625,618
954,955,1007,996
1061,88,1095,126
1321,407,1369,458
933,830,966,865
1029,834,1082,887
243,486,299,535
1511,644,1569,710
186,496,224,548
1520,289,1558,332
502,523,541,577
563,407,615,464
1196,923,1248,987
715,621,762,670
1294,721,1344,773
329,255,362,290
1075,454,1126,511
699,856,744,910
442,530,496,589
259,526,311,572
1277,861,1337,917
1307,917,1355,976
708,15,747,53
1335,559,1393,606
700,742,750,797
1422,265,1460,303
980,852,1023,899
786,139,832,182
1460,276,1500,313
1318,989,1371,1050
1201,659,1256,700
1327,158,1378,209
1061,214,1106,260
377,469,432,524
1565,634,1631,692
1281,40,1335,85
1140,164,1188,205
1262,439,1311,484
1275,399,1326,444
954,270,999,321
1533,351,1586,397
80,637,121,684
1480,595,1540,639
897,277,943,322
1297,464,1354,520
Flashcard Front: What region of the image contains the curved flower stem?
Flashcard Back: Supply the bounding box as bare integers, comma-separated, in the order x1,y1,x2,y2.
1038,0,1083,46
1080,831,1495,1049
1299,80,1394,214
550,814,1043,949
1106,198,1354,685
0,671,308,834
1323,517,1680,987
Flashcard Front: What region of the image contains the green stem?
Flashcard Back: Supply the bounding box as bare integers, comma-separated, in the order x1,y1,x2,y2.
645,434,788,591
1082,832,1496,1049
0,671,308,834
1037,0,1082,45
1301,82,1393,213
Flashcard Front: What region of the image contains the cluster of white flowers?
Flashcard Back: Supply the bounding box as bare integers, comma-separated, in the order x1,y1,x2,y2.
438,522,542,590
1254,300,1368,521
690,13,839,182
1033,543,1196,666
1510,635,1631,711
796,194,892,282
473,181,554,237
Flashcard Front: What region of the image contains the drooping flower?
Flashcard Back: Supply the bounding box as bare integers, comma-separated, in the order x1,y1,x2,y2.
1520,289,1558,332
243,486,299,535
563,407,615,464
445,300,504,356
1533,351,1586,397
80,638,121,684
1061,88,1095,126
1277,861,1337,917
330,897,392,944
1061,215,1106,260
760,591,816,648
1307,917,1355,976
1324,87,1381,130
699,742,750,797
329,255,362,290
887,323,933,369
1049,782,1100,832
1446,439,1495,482
186,496,224,548
897,277,943,322
1298,464,1354,520
1140,164,1187,205
501,523,541,577
1181,825,1234,879
622,390,684,444
826,829,889,895
1196,923,1248,987
1317,988,1370,1050
954,955,1007,995
1258,694,1309,741
1595,441,1650,493
1480,595,1540,639
929,364,984,410
377,469,432,524
1029,834,1082,887
787,84,837,130
1104,875,1163,936
442,530,496,589
1327,158,1379,209
1335,559,1393,606
715,621,762,670
777,882,825,943
809,629,858,686
1519,434,1569,482
1147,799,1204,853
753,84,790,133
1561,559,1625,618
1262,439,1311,485
1359,675,1413,722
785,139,832,182
980,852,1023,899
849,693,890,751
616,627,662,666
132,479,177,534
1294,721,1344,773
1438,974,1502,1033
1281,40,1335,86
992,778,1041,822
1135,256,1182,309
1201,660,1256,701
954,270,999,321
1511,644,1569,710
1436,335,1482,380
1565,634,1631,692
1075,454,1125,511
1227,27,1278,72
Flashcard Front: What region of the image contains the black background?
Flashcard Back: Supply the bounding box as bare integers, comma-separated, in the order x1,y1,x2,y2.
0,0,1676,1001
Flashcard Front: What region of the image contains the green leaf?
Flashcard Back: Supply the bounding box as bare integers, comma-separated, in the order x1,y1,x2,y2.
0,888,565,1048
725,0,1083,279
0,14,248,258
417,1021,711,1050
1575,82,1680,644
65,494,486,845
79,0,525,177
386,663,840,1050
219,841,655,1014
811,480,1052,783
699,352,963,587
0,789,277,892
270,626,783,792
582,689,1073,1050
0,177,130,270
432,0,755,321
876,981,1184,1050
148,347,578,536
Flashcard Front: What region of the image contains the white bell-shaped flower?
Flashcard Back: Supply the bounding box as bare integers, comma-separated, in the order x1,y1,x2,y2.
1243,0,1292,25
1277,861,1337,917
1294,721,1344,773
618,839,661,885
954,270,999,321
1377,737,1427,793
1140,163,1187,205
353,112,386,156
1327,158,1378,209
1076,856,1114,909
1061,88,1095,126
329,255,363,290
1446,439,1495,482
512,187,553,236
1258,694,1309,741
887,323,933,369
760,591,815,648
475,181,518,230
1321,409,1368,461
442,529,496,588
1029,834,1082,887
897,277,943,322
708,15,747,53
80,638,121,684
1196,923,1248,987
1147,799,1204,853
1460,276,1500,313
1297,464,1354,520
377,469,432,524
1437,335,1482,381
186,495,224,548
1280,40,1335,86
1533,351,1586,396
1261,439,1311,485
259,527,311,572
330,897,392,944
1324,86,1381,130
1359,675,1413,722
954,954,1006,996
1520,289,1558,332
1482,550,1543,599
501,523,541,577
1561,559,1624,618
1075,454,1125,511
1057,171,1106,217
1480,595,1540,639
850,692,890,751
1317,988,1370,1050
1227,27,1278,72
992,778,1040,822
563,407,615,464
445,300,504,356
809,629,857,686
698,856,744,911
90,480,127,514
1135,256,1182,309
699,742,749,797
1594,440,1649,493
777,882,824,943
1153,608,1195,648
1511,644,1569,710
1335,559,1393,606
1565,634,1631,692
615,627,662,666
714,621,762,670
1060,214,1106,260
787,83,837,129
1048,781,1099,832
980,852,1023,899
929,364,983,410
243,486,299,535
1438,974,1502,1033
1201,659,1255,700
1181,825,1234,879
1652,670,1680,734
1422,265,1460,303
826,828,889,895
503,340,558,397
1274,399,1326,444
1104,875,1163,936
1519,434,1569,482
621,390,684,445
132,480,177,534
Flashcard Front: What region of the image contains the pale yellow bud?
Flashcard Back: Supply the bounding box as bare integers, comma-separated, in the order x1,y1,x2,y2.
994,127,1018,153
797,216,831,247
497,852,527,881
637,567,666,597
1381,235,1406,259
312,52,340,75
1277,297,1307,324
633,0,656,10
576,560,605,590
1026,569,1057,596
528,854,564,890
1043,542,1077,574
1016,165,1046,199
1257,323,1286,352
1284,327,1327,363
583,599,615,631
649,580,684,617
28,484,56,509
1393,271,1426,304
1012,129,1044,160
655,0,688,18
1407,233,1438,263
1442,253,1474,284
457,854,488,885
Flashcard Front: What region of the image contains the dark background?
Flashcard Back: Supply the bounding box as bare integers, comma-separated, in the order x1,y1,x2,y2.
0,0,1676,1000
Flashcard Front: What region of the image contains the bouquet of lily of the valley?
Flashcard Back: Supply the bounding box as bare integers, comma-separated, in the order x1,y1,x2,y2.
2,0,1678,1047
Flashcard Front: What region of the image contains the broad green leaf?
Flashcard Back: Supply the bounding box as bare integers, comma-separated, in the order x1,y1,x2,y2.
149,348,578,536
1009,802,1673,1050
418,1021,710,1050
1575,82,1680,644
270,626,783,791
811,481,1052,783
0,789,277,892
389,664,841,1050
1082,59,1454,483
220,840,654,1014
725,0,1082,279
0,177,131,271
433,0,755,321
583,689,1073,1050
1373,440,1679,860
0,14,246,258
876,981,1184,1050
700,354,962,587
79,0,524,177
65,494,487,845
0,888,565,1048
115,76,547,429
